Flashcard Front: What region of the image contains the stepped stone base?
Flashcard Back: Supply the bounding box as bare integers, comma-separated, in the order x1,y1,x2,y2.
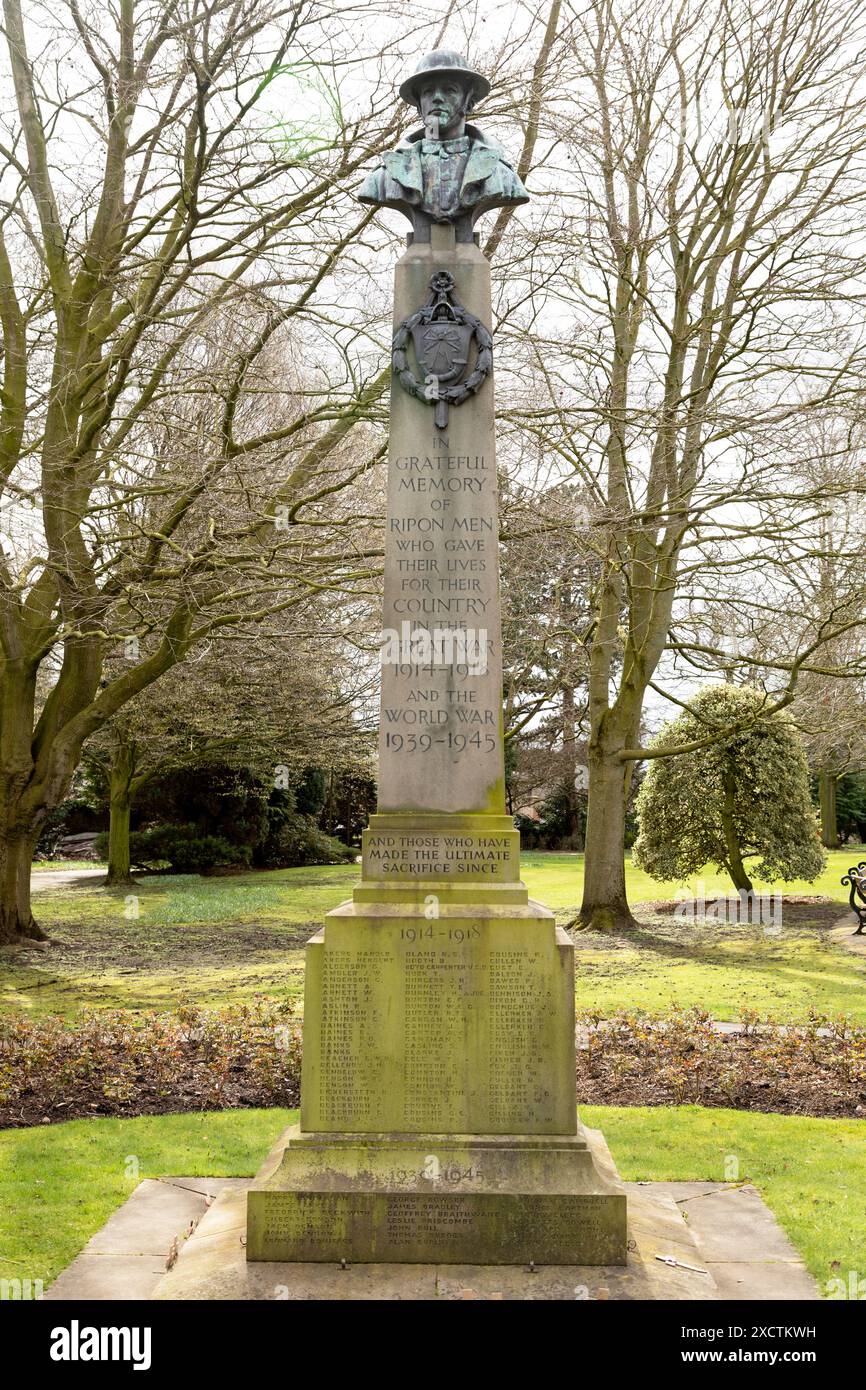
246,1124,627,1265
250,821,627,1267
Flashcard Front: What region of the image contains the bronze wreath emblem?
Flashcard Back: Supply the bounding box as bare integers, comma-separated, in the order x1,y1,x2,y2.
392,270,493,429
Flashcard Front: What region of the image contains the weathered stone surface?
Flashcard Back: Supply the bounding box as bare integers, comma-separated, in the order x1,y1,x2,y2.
157,1181,718,1299
648,1182,819,1301
361,813,520,883
46,1254,169,1302
378,225,504,817
247,1126,626,1265
299,905,576,1135
40,1171,814,1301
43,1178,248,1301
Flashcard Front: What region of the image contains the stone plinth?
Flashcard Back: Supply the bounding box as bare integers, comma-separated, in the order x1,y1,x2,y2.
246,1127,626,1265
299,903,575,1135
246,872,627,1264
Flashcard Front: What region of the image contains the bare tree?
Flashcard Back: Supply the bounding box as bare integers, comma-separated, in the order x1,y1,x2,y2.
0,0,437,941
675,413,866,847
501,476,594,833
515,0,866,927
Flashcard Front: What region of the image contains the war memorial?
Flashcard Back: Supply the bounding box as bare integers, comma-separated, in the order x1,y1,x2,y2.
241,50,628,1270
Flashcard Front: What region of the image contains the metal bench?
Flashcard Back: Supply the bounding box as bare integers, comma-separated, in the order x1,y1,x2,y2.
841,862,866,935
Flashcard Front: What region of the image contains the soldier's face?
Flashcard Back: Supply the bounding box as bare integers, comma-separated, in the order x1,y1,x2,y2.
418,79,469,138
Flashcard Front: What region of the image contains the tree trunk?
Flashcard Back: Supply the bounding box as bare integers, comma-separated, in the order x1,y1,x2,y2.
721,773,753,893
577,737,637,932
0,659,47,943
818,768,838,849
0,832,45,944
104,738,137,886
561,683,583,847
106,795,133,884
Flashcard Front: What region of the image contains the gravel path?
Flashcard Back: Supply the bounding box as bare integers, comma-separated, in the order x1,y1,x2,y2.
830,916,866,958
30,867,106,893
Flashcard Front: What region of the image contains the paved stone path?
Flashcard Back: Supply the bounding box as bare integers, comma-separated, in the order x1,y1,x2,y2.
44,1173,818,1302
43,1178,248,1300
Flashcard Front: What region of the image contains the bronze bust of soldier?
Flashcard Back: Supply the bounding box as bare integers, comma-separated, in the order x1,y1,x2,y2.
359,50,529,242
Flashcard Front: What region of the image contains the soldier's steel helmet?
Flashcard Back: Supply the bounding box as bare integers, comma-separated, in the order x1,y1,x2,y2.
398,50,491,107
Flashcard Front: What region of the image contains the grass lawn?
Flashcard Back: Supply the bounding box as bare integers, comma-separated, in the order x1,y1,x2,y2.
1,1106,862,1295
526,849,866,914
2,851,863,1023
527,851,866,1022
3,866,352,1017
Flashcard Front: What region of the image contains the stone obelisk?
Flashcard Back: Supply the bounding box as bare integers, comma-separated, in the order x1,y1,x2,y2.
246,51,626,1266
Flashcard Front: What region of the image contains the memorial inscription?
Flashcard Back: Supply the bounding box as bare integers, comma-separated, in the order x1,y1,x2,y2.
378,419,503,815
254,1189,624,1265
301,918,576,1135
363,830,516,879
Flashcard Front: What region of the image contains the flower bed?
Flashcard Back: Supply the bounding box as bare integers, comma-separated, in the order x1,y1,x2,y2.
0,997,300,1128
2,1000,864,1129
577,1006,866,1117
